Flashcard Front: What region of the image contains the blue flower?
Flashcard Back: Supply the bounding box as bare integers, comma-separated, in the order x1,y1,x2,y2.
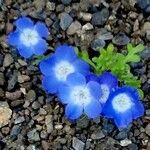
40,45,90,94
87,72,118,105
98,72,118,105
102,86,144,128
7,17,49,58
58,73,102,119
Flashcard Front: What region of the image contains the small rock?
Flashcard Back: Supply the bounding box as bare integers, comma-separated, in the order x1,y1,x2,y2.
45,115,53,133
76,116,89,128
55,124,63,130
112,32,130,46
18,74,30,83
92,8,109,26
90,39,105,50
61,0,72,5
5,90,22,100
78,12,92,21
67,21,82,35
96,28,113,40
26,90,36,102
138,0,150,13
32,101,41,110
82,23,93,31
120,139,132,147
91,131,105,140
115,130,128,140
14,116,25,124
145,124,150,136
146,109,150,115
60,12,73,30
0,53,4,66
3,54,13,67
128,143,138,150
140,47,150,60
27,129,40,142
18,59,27,66
42,141,49,150
10,125,21,139
0,72,4,86
72,137,85,150
7,71,17,91
46,2,55,11
0,102,12,128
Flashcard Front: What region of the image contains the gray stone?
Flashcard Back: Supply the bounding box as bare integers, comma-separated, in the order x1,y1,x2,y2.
140,47,150,60
115,130,128,140
120,139,132,147
10,125,21,139
90,39,105,50
112,32,130,46
96,28,113,40
91,131,105,140
0,101,12,128
0,72,4,86
32,101,41,110
26,90,36,102
27,129,40,142
60,12,73,30
78,12,92,21
146,109,150,115
82,23,93,31
14,116,25,124
3,53,14,67
7,71,17,91
61,0,72,5
72,137,85,150
47,2,55,11
145,124,150,136
67,21,82,35
76,116,89,128
138,0,150,12
92,8,109,26
45,115,53,133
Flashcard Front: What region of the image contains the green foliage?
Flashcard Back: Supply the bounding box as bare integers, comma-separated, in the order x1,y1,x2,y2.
32,55,49,66
77,43,144,98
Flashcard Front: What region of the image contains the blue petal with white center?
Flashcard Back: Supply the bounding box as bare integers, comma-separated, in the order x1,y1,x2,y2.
99,72,118,105
7,17,49,58
40,45,90,94
102,86,144,128
58,73,102,119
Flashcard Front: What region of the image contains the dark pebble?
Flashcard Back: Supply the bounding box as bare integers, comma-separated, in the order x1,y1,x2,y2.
10,125,21,140
138,0,150,13
112,32,130,46
90,39,105,50
115,130,128,140
7,71,17,91
60,12,73,30
61,0,72,5
92,8,109,26
128,143,138,150
0,53,4,66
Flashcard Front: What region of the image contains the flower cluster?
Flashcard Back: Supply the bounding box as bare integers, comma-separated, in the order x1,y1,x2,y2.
40,45,144,128
7,17,49,58
7,17,144,129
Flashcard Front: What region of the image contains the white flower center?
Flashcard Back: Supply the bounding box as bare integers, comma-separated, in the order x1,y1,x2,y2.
20,28,39,47
112,93,133,113
99,84,110,104
54,61,75,81
71,86,91,106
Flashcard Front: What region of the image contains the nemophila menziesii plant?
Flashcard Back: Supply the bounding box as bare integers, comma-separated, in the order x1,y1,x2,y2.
58,73,102,119
39,45,90,94
7,17,49,58
6,17,145,129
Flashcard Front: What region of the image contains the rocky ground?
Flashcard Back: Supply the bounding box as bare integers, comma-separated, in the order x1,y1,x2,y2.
0,0,150,150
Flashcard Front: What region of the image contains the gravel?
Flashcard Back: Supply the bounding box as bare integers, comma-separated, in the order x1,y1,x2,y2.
72,137,85,150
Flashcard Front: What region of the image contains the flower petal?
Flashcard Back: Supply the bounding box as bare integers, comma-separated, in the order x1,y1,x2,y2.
84,99,102,118
34,22,49,38
86,73,99,82
18,44,33,58
87,81,102,99
15,17,34,30
65,103,83,120
33,39,48,55
114,111,132,128
55,45,77,61
99,71,118,89
42,75,59,94
73,59,90,75
7,30,20,46
66,73,86,86
58,84,71,104
39,55,56,76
